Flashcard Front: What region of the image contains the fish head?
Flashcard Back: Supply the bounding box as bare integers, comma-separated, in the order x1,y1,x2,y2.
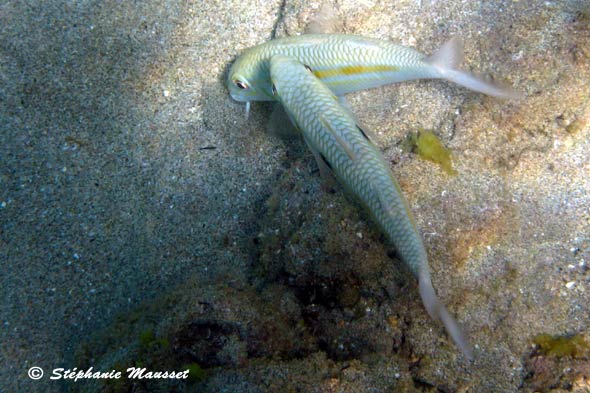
227,50,275,103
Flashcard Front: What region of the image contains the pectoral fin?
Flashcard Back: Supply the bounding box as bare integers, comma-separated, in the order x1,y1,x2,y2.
267,103,300,139
301,133,338,190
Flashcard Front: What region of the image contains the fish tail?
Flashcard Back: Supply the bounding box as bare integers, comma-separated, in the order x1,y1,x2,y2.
426,37,521,99
419,271,473,360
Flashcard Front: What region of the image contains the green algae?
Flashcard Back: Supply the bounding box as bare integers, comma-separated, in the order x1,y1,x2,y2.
533,333,590,358
407,130,458,176
138,329,169,350
138,329,156,347
566,117,587,134
183,362,206,382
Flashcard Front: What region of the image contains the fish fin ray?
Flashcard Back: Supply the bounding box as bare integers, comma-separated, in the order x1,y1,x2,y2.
267,103,300,139
426,36,464,70
443,69,522,99
302,133,338,190
427,37,522,99
419,273,473,360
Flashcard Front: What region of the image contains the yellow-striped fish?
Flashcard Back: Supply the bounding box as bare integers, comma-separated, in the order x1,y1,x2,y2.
269,54,473,359
228,34,518,108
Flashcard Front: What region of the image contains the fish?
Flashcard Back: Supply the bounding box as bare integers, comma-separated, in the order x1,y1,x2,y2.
228,33,519,110
268,54,473,359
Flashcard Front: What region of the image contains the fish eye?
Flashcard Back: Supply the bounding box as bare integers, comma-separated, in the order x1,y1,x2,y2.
304,64,312,73
234,79,248,90
271,84,277,96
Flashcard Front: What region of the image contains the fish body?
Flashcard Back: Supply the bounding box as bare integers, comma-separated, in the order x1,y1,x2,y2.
269,54,472,358
228,34,516,104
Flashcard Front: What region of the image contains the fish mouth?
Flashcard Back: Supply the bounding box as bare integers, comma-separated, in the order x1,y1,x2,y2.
228,94,251,119
229,91,249,102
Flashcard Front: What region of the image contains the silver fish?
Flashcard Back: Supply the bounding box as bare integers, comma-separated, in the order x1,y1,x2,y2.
228,34,518,107
269,54,473,359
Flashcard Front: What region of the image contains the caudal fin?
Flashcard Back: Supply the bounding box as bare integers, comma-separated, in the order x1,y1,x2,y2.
426,37,521,99
419,273,473,360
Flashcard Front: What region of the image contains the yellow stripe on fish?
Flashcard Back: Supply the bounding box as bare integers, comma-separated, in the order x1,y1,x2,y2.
228,34,519,104
312,64,399,79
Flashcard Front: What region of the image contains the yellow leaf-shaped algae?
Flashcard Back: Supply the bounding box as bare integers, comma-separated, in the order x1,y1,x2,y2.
415,131,458,176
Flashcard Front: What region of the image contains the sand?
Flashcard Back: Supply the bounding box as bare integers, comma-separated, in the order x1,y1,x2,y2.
1,0,589,392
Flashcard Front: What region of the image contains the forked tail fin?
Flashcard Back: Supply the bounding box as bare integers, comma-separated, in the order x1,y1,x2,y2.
426,37,522,99
419,272,473,359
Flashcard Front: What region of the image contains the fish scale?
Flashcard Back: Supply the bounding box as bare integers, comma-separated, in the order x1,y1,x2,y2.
228,34,517,105
272,58,423,275
228,33,521,360
269,54,472,359
229,34,433,101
